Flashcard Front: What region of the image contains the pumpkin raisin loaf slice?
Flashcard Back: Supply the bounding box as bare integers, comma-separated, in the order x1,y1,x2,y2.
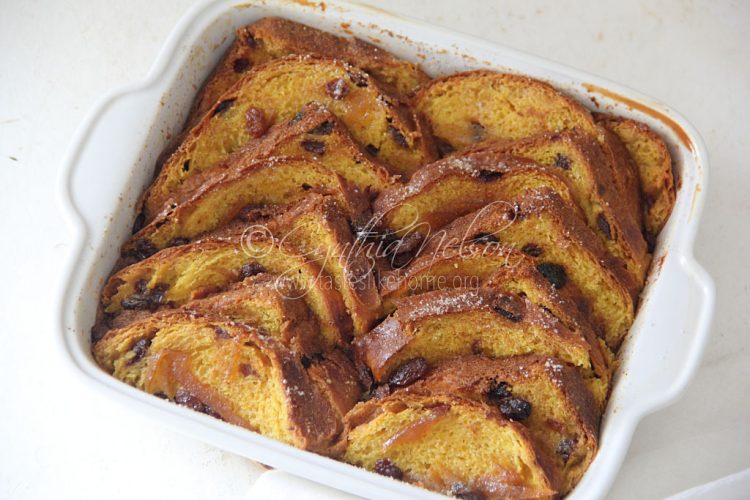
596,113,676,238
464,131,649,285
423,190,637,349
125,156,369,259
372,150,579,238
407,355,599,494
354,286,611,406
341,392,558,498
92,310,353,454
97,233,351,348
146,56,434,217
187,17,430,125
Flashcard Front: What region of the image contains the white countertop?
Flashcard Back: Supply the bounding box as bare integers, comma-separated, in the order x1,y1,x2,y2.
1,0,748,498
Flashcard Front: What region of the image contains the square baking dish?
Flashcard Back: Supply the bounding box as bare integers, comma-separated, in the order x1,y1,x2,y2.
56,1,715,498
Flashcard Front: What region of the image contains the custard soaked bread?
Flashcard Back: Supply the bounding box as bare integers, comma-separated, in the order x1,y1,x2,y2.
596,114,676,238
93,310,356,454
464,132,649,285
188,17,430,125
423,191,637,350
342,392,559,498
98,233,351,348
145,56,434,217
125,156,369,260
408,355,600,494
354,286,611,406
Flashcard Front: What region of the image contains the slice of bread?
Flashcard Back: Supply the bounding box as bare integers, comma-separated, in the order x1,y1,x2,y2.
464,132,649,285
97,232,351,349
188,17,430,124
596,114,676,238
125,156,370,259
341,392,558,498
423,190,637,350
92,310,354,454
354,286,610,405
147,56,434,216
408,355,599,494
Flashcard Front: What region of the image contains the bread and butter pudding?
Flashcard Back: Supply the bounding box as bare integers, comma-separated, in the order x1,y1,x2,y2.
91,17,675,498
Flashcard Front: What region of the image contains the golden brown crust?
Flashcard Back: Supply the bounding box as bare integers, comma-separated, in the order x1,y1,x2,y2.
187,17,430,125
306,349,361,422
93,310,344,454
598,125,644,230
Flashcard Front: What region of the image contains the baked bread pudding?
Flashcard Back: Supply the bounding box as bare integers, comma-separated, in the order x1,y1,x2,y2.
92,17,676,498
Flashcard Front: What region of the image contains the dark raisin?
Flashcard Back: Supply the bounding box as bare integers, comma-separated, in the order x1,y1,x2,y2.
181,160,191,173
244,33,257,48
245,106,268,138
497,396,532,421
131,213,145,234
300,356,312,368
240,262,266,279
477,170,502,182
597,213,612,240
128,338,151,365
470,121,486,142
365,144,379,156
472,232,499,244
451,484,486,500
174,389,220,418
290,111,305,123
239,363,256,377
388,125,408,148
213,98,236,116
371,384,392,400
301,140,326,155
325,78,350,99
153,392,168,399
373,459,403,479
494,304,523,322
167,237,190,247
309,120,333,135
214,326,231,339
301,183,312,191
486,380,512,403
389,250,415,269
436,138,455,158
536,262,567,289
121,281,169,311
521,243,543,257
232,58,251,73
126,238,157,260
556,437,577,463
388,357,428,387
554,153,571,170
347,71,368,88
355,359,375,390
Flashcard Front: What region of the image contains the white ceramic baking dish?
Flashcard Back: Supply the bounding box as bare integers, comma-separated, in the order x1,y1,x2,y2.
56,1,715,498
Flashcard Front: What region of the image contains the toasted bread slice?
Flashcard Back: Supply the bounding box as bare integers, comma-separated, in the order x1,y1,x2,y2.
465,132,649,285
125,156,369,259
342,392,558,498
354,286,610,405
423,191,636,349
373,151,578,237
596,114,676,238
97,233,350,348
187,17,430,124
92,311,353,454
146,56,434,216
408,355,599,494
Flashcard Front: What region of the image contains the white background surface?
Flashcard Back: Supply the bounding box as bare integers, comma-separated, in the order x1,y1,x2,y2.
1,0,748,498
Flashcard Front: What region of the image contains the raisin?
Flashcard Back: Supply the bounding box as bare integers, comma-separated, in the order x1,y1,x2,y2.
301,140,326,155
128,338,151,365
355,359,375,391
213,98,236,116
174,389,220,418
239,363,256,377
232,58,251,73
436,138,455,157
167,237,190,247
472,232,499,244
486,380,512,403
497,396,532,421
373,459,403,479
451,484,486,500
536,262,567,289
244,33,257,48
290,111,305,123
556,437,577,463
126,238,157,260
477,170,502,182
494,304,523,322
245,107,268,138
371,384,392,400
347,71,368,87
470,121,486,142
388,357,428,387
554,153,571,170
214,326,231,339
121,281,168,311
181,160,191,173
131,213,145,234
309,120,333,135
240,262,266,279
301,183,312,191
325,78,350,99
521,243,543,257
365,144,379,156
597,213,612,240
388,125,408,148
